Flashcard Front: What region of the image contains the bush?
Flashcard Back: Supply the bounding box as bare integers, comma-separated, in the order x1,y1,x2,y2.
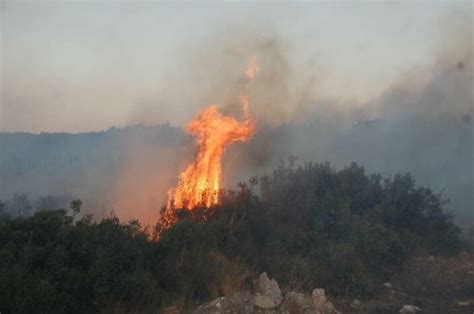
158,161,462,296
0,161,463,311
0,209,163,313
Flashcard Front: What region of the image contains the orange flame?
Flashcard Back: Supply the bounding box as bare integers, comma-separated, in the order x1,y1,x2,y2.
165,56,259,214
167,106,254,209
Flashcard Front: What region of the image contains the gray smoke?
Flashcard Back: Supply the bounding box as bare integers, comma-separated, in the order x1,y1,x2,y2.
223,7,473,221
0,4,472,224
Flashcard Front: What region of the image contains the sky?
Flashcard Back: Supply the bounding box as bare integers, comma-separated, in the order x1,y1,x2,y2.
0,1,471,133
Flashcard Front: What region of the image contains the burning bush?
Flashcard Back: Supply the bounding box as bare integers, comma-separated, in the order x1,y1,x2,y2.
0,161,463,312
157,160,462,297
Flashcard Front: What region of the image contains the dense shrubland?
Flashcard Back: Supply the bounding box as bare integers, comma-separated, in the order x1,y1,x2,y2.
0,161,462,313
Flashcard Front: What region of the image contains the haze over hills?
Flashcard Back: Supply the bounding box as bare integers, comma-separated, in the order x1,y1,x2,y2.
0,124,183,221
1,105,472,223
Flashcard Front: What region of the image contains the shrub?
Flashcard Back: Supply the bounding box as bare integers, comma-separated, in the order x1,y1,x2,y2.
0,161,463,311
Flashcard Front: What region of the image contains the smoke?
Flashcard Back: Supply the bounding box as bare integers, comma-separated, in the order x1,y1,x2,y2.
111,145,177,224
222,6,473,220
1,3,471,223
111,6,473,222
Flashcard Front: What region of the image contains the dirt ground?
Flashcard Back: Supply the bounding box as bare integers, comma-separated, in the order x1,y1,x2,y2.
334,252,474,313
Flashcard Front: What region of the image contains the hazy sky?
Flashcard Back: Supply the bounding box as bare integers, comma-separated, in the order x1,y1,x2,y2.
0,1,470,132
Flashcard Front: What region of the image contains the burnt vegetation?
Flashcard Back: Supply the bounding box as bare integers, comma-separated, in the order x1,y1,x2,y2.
0,161,463,313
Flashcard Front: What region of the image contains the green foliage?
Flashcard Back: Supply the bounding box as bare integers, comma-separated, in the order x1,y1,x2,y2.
0,161,463,312
0,211,163,313
250,161,461,292
157,161,462,297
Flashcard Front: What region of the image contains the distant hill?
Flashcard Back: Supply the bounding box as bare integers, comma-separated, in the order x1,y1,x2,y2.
1,113,472,221
0,124,183,217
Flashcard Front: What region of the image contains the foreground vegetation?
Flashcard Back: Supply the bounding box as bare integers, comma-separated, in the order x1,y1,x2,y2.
0,162,463,313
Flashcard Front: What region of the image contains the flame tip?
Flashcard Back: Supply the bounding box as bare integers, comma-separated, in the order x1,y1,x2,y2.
164,55,259,230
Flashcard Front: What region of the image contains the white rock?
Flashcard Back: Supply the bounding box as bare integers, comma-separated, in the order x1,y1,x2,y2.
258,272,283,305
352,299,361,306
311,288,327,310
254,294,278,309
323,301,335,313
399,304,422,313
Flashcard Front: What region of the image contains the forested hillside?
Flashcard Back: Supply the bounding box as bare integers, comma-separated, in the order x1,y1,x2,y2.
0,124,183,216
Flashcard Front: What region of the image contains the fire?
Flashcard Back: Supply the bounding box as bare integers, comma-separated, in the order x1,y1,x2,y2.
165,57,259,218
167,106,254,209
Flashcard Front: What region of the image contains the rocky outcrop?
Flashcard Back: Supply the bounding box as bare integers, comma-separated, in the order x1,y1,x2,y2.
311,288,327,311
254,295,279,310
192,273,340,314
255,272,283,309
